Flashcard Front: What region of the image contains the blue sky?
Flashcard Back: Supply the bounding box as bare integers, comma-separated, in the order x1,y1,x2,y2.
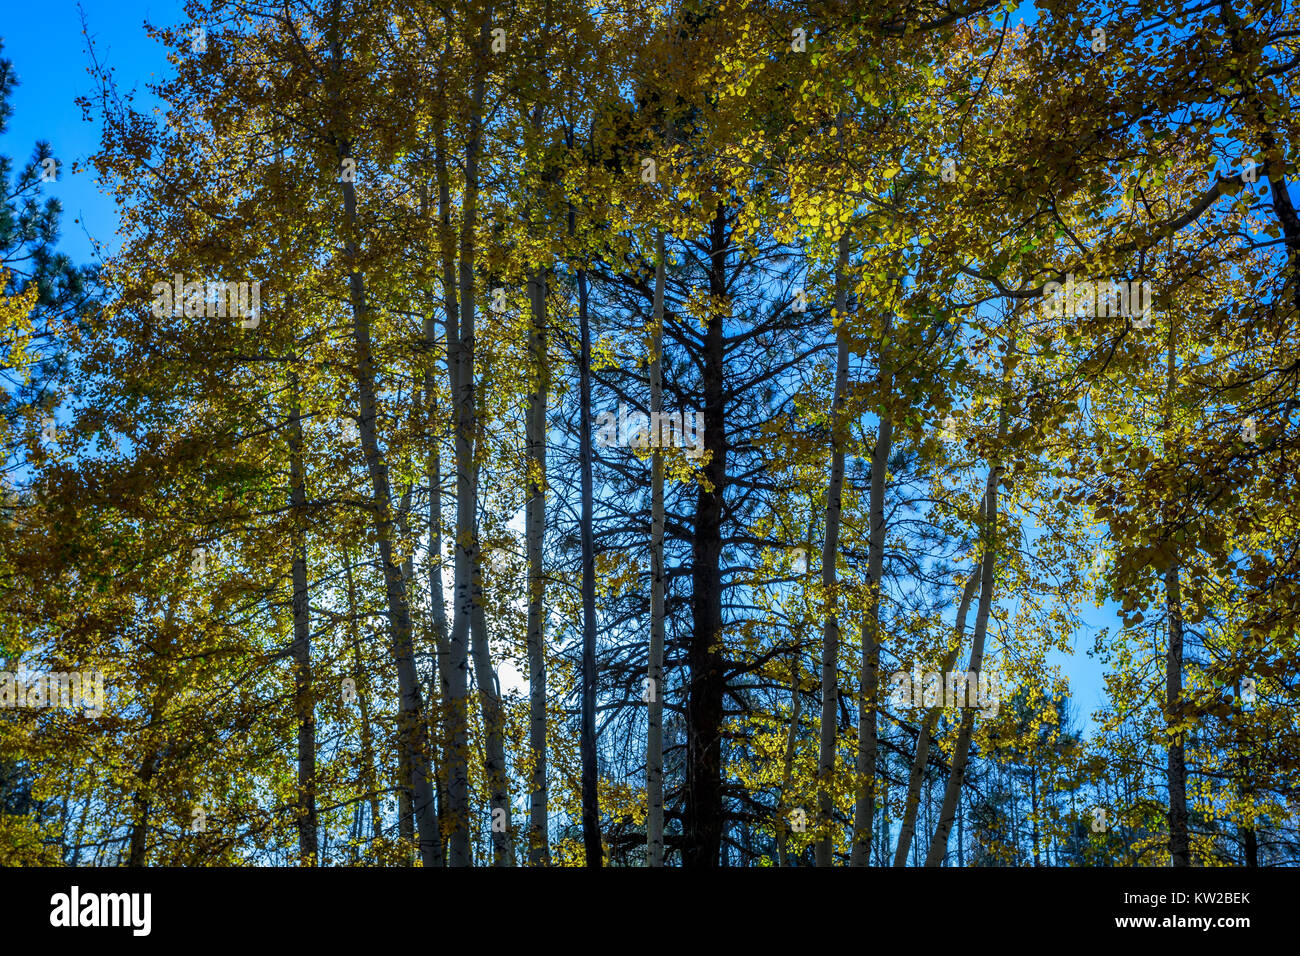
2,0,170,265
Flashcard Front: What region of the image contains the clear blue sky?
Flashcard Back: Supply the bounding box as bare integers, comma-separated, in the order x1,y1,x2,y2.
2,0,170,265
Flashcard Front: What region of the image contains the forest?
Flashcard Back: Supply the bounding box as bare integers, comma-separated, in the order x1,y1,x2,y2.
0,0,1298,869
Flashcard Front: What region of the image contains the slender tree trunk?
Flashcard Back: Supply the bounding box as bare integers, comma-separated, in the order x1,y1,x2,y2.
775,661,802,867
1165,562,1189,866
423,347,452,866
413,179,453,866
1009,766,1022,864
877,753,890,866
127,751,158,866
344,554,383,847
434,80,472,869
816,233,851,867
923,775,933,864
1159,303,1190,868
324,0,442,866
850,305,892,866
69,797,91,867
392,491,422,863
127,586,181,865
684,204,728,869
1030,764,1040,866
956,788,964,867
398,788,414,855
925,400,1009,866
519,46,557,865
454,30,513,860
894,567,977,868
912,791,921,866
646,228,667,866
1234,679,1258,867
348,803,360,863
333,121,442,869
577,259,603,866
1220,0,1300,315
287,369,318,865
469,511,513,865
525,266,550,865
894,567,980,865
1158,310,1190,868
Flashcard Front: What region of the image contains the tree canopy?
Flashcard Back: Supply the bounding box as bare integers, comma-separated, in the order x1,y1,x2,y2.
1,0,1298,869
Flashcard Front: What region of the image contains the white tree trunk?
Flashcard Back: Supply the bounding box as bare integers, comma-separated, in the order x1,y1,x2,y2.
893,566,979,865
925,400,1009,866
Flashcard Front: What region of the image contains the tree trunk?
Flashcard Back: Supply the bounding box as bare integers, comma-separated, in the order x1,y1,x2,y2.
344,552,383,848
333,126,442,868
924,401,1008,867
525,265,550,865
434,76,472,869
577,259,603,867
1165,562,1189,866
1030,763,1040,867
1234,679,1257,867
816,233,851,867
775,660,802,867
876,752,890,866
412,178,453,865
469,477,513,866
894,567,980,865
127,588,181,866
453,27,513,861
1159,312,1190,868
287,368,318,865
127,750,158,866
646,228,667,866
957,788,964,867
684,204,728,869
424,343,452,866
1220,0,1300,315
850,304,892,866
